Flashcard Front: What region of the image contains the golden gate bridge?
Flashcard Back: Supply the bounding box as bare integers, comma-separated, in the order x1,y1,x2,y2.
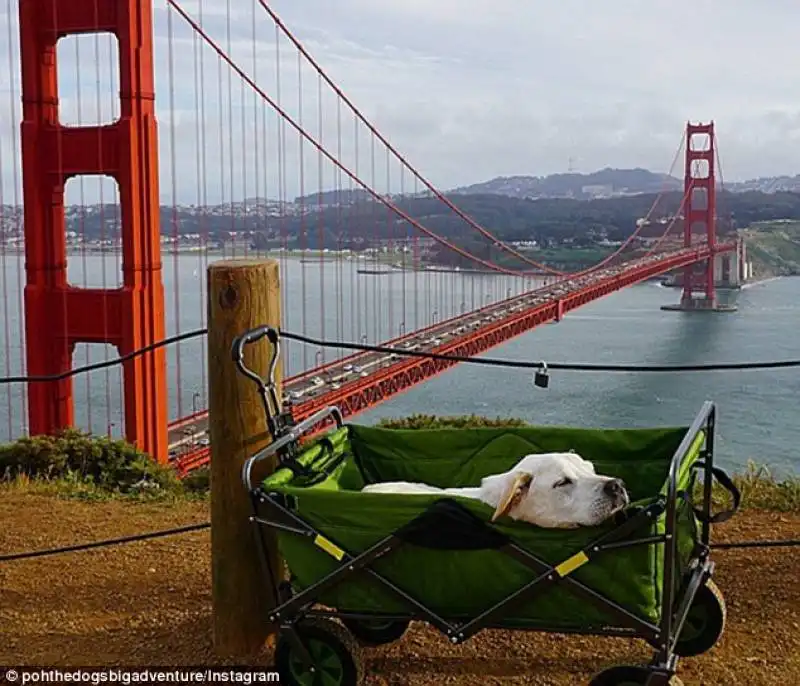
0,0,745,476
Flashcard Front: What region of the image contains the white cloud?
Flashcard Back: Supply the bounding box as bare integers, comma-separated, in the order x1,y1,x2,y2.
2,0,800,205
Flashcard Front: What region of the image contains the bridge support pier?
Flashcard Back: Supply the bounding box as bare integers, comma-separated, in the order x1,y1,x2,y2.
661,298,736,312
661,121,737,313
660,241,749,292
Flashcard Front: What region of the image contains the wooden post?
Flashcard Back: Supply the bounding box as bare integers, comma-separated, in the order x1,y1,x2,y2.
208,259,283,657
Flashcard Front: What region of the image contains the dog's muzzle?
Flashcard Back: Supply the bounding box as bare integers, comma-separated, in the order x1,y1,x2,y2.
603,478,629,508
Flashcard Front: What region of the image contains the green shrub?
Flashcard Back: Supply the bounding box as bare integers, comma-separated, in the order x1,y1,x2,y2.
0,428,183,495
182,465,211,493
378,414,528,430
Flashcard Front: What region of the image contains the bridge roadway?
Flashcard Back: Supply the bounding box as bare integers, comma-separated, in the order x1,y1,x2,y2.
168,243,732,460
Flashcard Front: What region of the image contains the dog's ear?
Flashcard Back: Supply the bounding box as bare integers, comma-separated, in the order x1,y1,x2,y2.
491,472,533,522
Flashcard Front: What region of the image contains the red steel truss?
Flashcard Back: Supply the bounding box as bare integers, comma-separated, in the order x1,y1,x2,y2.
293,244,732,426
173,241,734,476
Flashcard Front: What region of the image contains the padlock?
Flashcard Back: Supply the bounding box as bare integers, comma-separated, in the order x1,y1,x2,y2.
533,362,549,389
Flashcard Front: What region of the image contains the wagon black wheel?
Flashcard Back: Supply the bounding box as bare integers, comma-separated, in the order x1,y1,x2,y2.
341,618,410,646
589,665,683,686
675,578,727,657
275,617,363,686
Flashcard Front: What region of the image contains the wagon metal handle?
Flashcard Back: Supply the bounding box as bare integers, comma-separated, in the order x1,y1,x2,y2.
231,325,280,387
230,325,282,430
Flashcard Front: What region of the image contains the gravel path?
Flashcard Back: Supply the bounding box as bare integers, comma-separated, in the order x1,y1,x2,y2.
1,492,798,684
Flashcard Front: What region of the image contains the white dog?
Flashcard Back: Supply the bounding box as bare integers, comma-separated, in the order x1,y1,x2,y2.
361,451,629,529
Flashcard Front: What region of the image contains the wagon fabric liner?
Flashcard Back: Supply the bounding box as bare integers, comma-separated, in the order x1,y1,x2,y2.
262,423,703,630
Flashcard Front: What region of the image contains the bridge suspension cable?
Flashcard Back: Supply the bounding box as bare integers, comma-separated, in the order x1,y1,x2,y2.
641,186,695,259
714,129,731,230
256,0,562,276
256,0,689,280
167,0,541,278
569,180,694,273
169,0,687,285
523,129,690,289
566,132,689,277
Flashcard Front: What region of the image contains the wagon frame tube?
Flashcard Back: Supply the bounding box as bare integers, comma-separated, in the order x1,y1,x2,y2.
656,400,717,665
233,327,730,685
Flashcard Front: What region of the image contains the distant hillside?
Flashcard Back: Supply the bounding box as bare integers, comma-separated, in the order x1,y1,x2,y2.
726,175,800,194
293,188,372,206
5,185,800,273
741,219,800,277
450,168,681,200
451,168,800,200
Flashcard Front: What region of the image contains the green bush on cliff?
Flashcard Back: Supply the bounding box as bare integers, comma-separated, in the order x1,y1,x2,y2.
0,428,184,497
377,414,528,430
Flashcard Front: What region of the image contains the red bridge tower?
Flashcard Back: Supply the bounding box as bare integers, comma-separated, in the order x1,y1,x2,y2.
662,121,737,312
18,0,168,459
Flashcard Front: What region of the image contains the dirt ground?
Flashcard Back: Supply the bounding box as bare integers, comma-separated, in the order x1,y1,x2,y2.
0,492,798,685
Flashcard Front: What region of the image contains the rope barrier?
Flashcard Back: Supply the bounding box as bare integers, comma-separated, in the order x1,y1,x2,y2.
1,326,798,386
0,326,796,558
278,330,800,373
0,522,210,562
0,329,208,385
711,539,800,550
0,520,796,564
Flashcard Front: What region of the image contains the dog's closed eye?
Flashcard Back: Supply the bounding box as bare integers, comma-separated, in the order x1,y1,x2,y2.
553,477,573,488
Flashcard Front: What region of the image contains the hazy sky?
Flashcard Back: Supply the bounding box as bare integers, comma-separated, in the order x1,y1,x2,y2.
2,0,800,205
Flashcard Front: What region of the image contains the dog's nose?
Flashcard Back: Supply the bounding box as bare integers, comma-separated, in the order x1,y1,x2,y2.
603,478,625,498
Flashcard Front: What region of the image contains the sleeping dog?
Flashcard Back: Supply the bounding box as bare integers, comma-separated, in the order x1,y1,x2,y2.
361,451,629,528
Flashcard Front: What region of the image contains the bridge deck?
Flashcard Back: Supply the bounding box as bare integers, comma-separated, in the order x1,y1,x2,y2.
170,242,734,473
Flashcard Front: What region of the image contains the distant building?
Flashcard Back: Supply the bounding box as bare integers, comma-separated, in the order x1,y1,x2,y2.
581,184,614,198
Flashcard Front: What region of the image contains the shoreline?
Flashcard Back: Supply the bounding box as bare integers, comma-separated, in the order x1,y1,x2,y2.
4,247,787,285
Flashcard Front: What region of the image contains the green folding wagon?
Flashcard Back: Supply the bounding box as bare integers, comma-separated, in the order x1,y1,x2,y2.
233,326,740,686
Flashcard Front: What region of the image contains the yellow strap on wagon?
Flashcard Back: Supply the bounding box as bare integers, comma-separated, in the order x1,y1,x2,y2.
554,551,590,577
313,534,346,561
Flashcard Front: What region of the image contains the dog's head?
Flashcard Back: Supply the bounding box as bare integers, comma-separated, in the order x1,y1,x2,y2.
481,451,629,528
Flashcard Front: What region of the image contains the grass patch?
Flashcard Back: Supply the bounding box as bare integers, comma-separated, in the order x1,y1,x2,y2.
378,414,529,430
0,429,207,502
716,462,800,513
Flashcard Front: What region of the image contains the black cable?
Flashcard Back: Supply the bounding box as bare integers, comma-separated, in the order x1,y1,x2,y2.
0,328,208,385
2,326,797,386
0,324,795,562
0,519,795,564
280,330,800,373
711,539,800,550
0,522,210,562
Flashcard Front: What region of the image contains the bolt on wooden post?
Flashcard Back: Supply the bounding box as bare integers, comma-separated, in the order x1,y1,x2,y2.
207,259,283,657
